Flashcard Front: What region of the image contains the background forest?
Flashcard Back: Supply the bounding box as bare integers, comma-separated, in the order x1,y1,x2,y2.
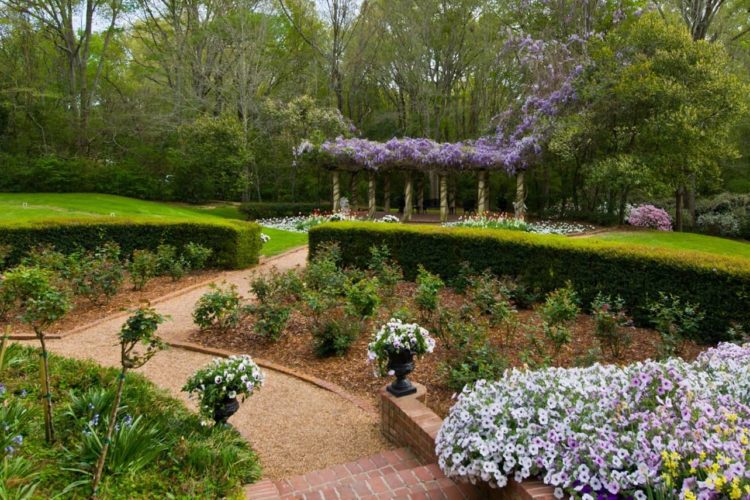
1,0,749,224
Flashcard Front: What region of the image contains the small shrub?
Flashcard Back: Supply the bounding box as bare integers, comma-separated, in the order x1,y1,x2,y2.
183,243,213,270
539,284,579,351
415,265,444,321
70,243,125,305
21,245,70,278
128,250,159,291
368,245,402,297
344,277,380,321
467,271,510,316
246,269,302,341
304,242,346,294
249,303,290,341
312,315,360,357
696,212,741,237
156,244,189,281
193,283,242,333
648,293,704,358
450,261,475,294
626,204,672,231
439,319,506,391
591,293,631,359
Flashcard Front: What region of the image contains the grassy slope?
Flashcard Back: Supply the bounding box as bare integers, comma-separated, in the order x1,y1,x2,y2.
590,230,750,260
0,193,307,255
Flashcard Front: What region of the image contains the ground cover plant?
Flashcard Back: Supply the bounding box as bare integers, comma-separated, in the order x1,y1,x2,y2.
436,342,750,499
190,243,707,417
0,344,261,497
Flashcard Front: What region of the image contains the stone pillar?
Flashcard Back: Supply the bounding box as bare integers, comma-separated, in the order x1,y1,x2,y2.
332,170,341,212
439,174,448,223
477,171,487,215
368,171,376,220
416,175,425,214
448,177,456,215
514,171,526,221
403,173,413,222
383,174,391,213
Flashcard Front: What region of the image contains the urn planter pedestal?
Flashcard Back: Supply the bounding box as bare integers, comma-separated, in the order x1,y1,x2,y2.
213,397,240,424
386,349,417,397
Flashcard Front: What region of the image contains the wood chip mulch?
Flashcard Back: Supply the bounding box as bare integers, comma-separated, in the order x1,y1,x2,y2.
190,282,708,418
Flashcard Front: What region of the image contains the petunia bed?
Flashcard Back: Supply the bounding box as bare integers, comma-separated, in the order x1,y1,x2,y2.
436,343,750,499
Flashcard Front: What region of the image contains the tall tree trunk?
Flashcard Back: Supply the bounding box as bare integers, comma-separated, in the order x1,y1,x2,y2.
36,331,54,443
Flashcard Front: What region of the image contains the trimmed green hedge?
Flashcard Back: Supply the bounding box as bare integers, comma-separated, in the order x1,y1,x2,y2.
0,218,261,269
309,222,750,342
239,202,331,220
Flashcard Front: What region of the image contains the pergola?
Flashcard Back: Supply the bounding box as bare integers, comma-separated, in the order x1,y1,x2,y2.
298,137,527,223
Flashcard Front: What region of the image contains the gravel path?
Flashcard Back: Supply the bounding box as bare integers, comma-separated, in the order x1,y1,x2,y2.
35,247,391,480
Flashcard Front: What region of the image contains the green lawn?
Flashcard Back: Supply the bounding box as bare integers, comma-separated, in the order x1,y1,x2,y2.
590,230,750,260
0,193,306,256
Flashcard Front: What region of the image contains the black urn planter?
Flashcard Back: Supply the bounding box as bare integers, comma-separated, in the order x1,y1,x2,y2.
213,397,240,424
386,349,417,397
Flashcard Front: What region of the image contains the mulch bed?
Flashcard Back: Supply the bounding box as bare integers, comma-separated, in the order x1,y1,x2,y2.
2,270,224,336
190,282,707,418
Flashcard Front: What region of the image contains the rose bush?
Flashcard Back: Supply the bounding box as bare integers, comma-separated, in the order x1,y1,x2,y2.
436,343,750,499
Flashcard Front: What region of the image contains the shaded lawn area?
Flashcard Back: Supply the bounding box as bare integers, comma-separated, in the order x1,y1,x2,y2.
589,230,750,260
259,227,308,256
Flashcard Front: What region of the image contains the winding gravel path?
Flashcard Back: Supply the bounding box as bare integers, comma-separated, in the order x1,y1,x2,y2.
35,247,391,480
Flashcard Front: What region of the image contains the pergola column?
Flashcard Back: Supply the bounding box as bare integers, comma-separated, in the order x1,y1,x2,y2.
477,171,487,215
439,174,448,223
332,170,341,212
403,172,413,222
368,171,376,220
383,174,391,213
514,171,526,221
448,177,456,215
416,175,425,214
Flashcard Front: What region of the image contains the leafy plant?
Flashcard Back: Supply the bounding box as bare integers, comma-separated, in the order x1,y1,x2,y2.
21,245,70,277
648,293,705,359
415,265,444,322
450,261,475,295
591,293,631,359
155,244,189,281
193,283,242,333
128,249,158,291
345,277,380,321
246,269,301,341
91,304,167,495
70,242,125,305
304,242,346,294
249,303,290,341
439,319,506,391
367,245,402,297
183,242,213,270
312,315,360,357
539,283,579,352
3,265,71,443
0,244,11,270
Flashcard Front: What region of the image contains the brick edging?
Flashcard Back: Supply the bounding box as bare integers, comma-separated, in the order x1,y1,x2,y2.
167,340,377,416
57,246,308,340
380,384,557,500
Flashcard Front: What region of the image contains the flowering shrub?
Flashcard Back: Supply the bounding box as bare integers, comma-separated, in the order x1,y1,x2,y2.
627,204,672,231
436,343,750,499
696,212,741,237
367,318,436,376
183,355,264,423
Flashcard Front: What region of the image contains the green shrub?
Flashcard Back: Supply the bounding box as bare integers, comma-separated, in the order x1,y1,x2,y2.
239,202,332,220
591,293,631,359
368,245,402,297
648,293,705,358
415,265,444,321
539,284,580,351
69,243,125,305
128,250,159,291
182,243,213,270
344,277,380,321
21,245,71,278
309,222,750,341
311,315,359,357
193,283,242,333
248,303,290,341
304,242,346,294
246,269,302,341
155,244,189,281
439,316,506,391
0,218,260,270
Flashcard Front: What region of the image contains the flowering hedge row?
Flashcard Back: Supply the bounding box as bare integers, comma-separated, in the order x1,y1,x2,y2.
436,342,750,499
0,217,261,269
308,223,750,341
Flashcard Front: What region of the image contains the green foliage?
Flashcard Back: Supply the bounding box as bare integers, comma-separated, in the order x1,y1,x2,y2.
312,315,360,357
368,245,403,297
183,243,213,270
415,265,444,320
344,277,381,320
155,244,189,281
0,456,38,499
21,245,71,278
303,242,346,294
69,243,125,305
250,304,291,341
246,269,302,341
128,250,158,291
0,244,11,271
193,283,242,333
591,293,631,359
539,284,580,351
648,293,705,358
309,222,750,341
1,265,71,331
0,218,261,270
467,271,510,317
239,202,332,220
439,316,506,391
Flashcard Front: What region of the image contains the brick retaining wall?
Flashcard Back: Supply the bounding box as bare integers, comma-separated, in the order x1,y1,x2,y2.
380,383,557,500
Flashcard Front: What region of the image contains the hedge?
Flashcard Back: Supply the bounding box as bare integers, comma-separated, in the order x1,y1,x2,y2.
309,222,750,342
0,217,261,270
239,202,332,220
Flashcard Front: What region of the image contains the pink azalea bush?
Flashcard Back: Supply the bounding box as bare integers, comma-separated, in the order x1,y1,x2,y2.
627,204,673,231
436,343,750,499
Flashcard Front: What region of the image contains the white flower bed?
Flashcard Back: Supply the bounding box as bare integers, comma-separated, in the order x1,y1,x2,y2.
436,343,750,499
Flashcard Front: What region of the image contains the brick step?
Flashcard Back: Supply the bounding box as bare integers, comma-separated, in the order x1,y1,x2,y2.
245,447,422,499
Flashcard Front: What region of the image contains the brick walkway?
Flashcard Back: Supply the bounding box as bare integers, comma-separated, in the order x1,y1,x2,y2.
245,447,480,499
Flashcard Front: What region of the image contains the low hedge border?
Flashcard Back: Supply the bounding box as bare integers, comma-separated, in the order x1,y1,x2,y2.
239,202,332,220
0,217,261,269
309,222,750,342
